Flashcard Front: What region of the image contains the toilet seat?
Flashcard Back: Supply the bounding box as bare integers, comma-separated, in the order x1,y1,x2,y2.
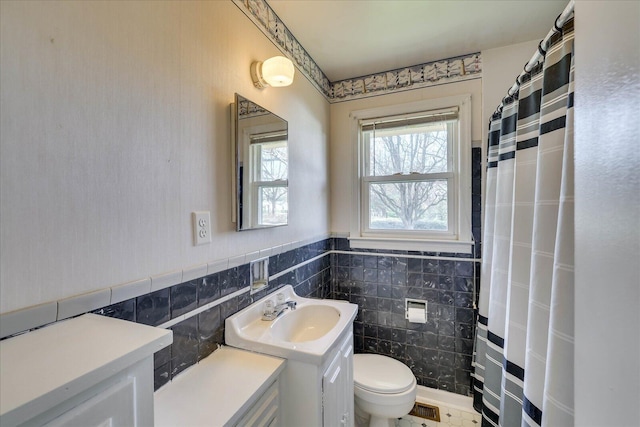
353,354,415,394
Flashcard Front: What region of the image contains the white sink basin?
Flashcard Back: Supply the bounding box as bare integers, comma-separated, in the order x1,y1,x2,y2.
271,305,340,343
225,285,358,364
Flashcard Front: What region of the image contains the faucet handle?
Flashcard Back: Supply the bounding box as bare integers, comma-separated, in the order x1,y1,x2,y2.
276,293,285,305
264,300,275,316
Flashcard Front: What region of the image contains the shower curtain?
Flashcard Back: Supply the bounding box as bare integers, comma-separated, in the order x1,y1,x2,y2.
472,18,574,427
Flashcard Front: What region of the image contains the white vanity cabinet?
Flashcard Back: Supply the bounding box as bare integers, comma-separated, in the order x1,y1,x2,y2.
278,326,355,427
0,314,172,427
224,286,359,427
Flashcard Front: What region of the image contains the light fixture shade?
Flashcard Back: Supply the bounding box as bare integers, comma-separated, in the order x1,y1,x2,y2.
251,56,295,88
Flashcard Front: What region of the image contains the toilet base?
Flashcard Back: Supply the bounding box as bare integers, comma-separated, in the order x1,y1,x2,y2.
354,402,370,427
354,400,399,427
368,415,396,427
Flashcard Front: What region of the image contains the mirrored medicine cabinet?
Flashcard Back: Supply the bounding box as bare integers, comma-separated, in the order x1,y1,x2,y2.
231,94,289,231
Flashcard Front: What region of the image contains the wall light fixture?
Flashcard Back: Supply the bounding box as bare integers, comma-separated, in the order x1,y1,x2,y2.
250,56,295,89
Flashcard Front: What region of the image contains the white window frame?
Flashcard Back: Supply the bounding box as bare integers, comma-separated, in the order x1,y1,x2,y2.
349,95,473,253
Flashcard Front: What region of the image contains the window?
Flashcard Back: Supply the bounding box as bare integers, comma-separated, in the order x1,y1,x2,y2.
350,95,472,253
249,132,288,226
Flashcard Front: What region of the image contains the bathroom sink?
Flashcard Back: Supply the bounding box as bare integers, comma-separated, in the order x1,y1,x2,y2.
271,305,340,343
225,285,358,364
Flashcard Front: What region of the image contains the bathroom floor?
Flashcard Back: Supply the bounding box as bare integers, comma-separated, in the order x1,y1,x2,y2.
396,405,481,427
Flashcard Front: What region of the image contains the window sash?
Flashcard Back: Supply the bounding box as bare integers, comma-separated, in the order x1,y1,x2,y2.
252,180,288,188
250,141,288,182
363,121,456,178
251,184,288,227
361,176,456,238
362,172,453,183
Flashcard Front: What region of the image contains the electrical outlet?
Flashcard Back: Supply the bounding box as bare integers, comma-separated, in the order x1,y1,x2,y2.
192,211,211,245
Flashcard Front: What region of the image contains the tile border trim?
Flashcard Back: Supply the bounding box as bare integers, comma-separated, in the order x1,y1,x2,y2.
157,286,250,329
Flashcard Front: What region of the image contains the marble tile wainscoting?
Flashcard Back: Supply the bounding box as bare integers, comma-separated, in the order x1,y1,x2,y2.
330,242,480,396
93,239,332,390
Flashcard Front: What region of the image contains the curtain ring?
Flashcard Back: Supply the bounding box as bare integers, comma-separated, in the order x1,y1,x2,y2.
537,41,547,57
513,78,521,90
553,13,563,33
523,60,532,74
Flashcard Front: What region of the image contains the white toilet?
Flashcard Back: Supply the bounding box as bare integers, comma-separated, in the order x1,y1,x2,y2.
353,354,417,427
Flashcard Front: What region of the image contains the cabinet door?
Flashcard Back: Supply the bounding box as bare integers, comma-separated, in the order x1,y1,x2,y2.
323,333,354,427
322,351,343,427
340,336,354,427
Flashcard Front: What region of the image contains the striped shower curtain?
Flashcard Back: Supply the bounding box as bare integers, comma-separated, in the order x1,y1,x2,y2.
472,18,574,427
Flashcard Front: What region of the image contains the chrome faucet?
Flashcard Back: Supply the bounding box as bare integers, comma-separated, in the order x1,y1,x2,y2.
262,299,297,321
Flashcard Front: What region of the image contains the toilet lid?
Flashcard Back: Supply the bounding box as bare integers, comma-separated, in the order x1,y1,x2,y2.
353,354,415,394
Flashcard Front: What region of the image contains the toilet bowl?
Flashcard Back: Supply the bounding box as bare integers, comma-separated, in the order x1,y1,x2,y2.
353,354,417,427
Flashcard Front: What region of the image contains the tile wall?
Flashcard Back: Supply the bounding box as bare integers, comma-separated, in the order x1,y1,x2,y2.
93,239,332,390
330,242,479,395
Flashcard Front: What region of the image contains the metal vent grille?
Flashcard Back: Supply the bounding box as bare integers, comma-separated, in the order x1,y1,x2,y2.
408,402,441,422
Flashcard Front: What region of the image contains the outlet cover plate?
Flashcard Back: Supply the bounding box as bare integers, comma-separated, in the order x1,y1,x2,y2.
193,211,211,245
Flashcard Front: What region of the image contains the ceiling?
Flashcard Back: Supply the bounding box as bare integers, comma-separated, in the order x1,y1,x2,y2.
268,1,569,82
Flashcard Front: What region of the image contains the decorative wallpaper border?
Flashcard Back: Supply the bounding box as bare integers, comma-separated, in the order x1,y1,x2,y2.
233,0,483,103
330,53,482,102
233,0,333,98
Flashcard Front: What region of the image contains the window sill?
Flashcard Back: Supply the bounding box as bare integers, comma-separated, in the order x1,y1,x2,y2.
348,236,474,254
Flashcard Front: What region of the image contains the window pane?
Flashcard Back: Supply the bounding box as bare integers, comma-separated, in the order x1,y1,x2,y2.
252,141,288,181
368,180,448,230
365,121,450,176
259,186,288,225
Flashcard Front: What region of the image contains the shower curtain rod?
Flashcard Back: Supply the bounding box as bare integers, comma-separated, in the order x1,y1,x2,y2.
494,0,575,115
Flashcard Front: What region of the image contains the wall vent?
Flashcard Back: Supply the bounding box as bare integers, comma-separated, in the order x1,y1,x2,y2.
408,401,441,422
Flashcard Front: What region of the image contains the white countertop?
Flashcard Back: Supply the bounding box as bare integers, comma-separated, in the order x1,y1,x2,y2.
0,314,172,425
154,346,285,427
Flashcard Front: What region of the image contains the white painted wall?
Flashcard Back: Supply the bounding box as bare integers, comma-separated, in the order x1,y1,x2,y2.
574,0,640,424
329,79,483,234
0,1,330,314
